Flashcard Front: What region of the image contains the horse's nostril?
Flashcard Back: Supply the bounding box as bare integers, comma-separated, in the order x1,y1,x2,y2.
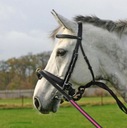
34,97,41,110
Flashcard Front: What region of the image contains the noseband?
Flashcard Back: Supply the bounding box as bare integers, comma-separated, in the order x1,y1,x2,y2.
36,22,127,115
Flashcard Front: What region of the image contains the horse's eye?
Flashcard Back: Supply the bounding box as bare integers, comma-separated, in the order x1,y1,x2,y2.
56,49,67,57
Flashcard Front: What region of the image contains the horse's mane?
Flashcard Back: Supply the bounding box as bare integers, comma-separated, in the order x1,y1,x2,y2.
51,15,127,39
75,16,127,34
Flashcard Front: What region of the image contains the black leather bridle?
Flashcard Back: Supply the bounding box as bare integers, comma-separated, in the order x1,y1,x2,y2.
36,22,127,114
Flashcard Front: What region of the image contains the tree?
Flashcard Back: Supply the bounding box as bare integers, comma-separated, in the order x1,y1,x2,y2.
0,51,51,90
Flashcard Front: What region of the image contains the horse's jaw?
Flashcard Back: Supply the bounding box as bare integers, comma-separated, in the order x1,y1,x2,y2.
33,79,62,114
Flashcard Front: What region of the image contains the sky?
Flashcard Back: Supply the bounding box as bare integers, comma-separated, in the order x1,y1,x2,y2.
0,0,127,60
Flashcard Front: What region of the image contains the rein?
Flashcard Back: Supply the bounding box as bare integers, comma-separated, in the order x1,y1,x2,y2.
36,22,127,127
36,69,102,128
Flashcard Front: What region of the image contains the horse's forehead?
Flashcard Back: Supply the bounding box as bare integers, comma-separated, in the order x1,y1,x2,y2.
55,39,75,51
51,27,76,52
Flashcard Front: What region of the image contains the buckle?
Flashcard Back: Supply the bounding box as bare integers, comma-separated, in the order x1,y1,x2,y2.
63,83,76,96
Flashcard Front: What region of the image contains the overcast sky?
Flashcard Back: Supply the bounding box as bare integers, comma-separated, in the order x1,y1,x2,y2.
0,0,127,60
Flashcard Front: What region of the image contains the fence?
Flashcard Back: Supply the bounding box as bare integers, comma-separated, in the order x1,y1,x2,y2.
0,88,120,108
0,89,34,99
0,87,118,99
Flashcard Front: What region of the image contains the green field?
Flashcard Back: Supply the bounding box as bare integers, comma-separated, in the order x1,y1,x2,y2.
0,97,127,128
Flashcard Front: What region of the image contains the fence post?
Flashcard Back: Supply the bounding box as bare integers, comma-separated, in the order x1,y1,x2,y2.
21,95,24,107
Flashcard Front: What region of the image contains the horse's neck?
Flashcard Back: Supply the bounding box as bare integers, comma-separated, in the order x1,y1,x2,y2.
106,34,127,73
85,25,127,73
82,25,127,102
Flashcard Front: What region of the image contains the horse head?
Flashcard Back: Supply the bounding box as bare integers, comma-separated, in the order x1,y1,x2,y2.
33,10,127,114
33,11,97,114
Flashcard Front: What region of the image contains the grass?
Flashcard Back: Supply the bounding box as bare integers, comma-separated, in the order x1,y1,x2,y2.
0,105,127,128
0,98,32,108
0,97,127,128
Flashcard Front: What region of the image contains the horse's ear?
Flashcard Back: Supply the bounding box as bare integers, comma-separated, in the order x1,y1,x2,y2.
51,10,77,32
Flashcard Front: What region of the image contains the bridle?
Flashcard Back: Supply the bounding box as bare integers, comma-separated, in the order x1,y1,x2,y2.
36,22,127,127
56,22,95,100
37,22,95,101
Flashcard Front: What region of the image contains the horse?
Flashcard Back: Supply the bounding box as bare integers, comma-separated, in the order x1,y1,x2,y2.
33,10,127,114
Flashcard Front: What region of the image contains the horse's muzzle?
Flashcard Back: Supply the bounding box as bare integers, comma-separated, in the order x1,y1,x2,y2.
33,95,61,114
33,97,50,114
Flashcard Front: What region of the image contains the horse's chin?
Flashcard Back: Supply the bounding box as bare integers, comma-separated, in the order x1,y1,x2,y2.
51,98,60,113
